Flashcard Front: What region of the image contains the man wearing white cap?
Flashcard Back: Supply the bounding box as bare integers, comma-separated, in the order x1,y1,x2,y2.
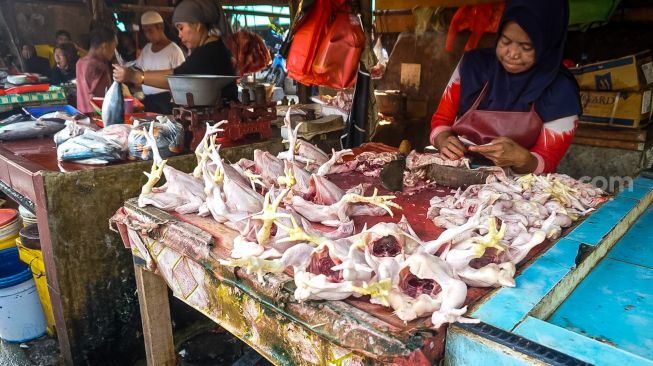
135,11,185,114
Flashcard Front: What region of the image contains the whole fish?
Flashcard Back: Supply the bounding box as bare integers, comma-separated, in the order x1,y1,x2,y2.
102,81,124,126
57,130,125,162
0,120,66,141
0,113,33,127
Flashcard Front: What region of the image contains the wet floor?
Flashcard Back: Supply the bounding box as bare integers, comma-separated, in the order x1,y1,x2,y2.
0,340,31,366
0,336,62,366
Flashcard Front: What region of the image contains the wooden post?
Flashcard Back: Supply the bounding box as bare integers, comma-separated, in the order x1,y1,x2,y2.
134,264,176,366
358,0,378,142
0,2,24,72
298,83,312,104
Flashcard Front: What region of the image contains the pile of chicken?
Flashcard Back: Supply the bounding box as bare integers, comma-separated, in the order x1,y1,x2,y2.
136,112,606,329
426,172,606,289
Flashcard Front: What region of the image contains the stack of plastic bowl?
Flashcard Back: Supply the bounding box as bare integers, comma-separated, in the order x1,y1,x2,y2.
0,209,22,250
18,205,37,227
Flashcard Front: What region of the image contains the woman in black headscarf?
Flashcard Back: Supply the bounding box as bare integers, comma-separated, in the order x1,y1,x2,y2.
430,0,581,174
113,0,237,101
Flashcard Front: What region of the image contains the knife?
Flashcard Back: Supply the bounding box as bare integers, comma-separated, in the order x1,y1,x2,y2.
379,140,411,192
424,164,493,188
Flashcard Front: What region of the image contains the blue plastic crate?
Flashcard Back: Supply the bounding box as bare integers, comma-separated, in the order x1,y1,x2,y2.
23,105,82,118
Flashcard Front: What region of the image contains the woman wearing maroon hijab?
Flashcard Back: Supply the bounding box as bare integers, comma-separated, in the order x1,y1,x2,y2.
431,0,581,174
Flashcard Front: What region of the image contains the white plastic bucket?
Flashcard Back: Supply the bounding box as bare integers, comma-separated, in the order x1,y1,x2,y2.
0,247,47,342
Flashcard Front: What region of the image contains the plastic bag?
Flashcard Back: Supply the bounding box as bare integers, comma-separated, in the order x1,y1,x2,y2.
128,116,184,161
371,37,388,79
287,0,348,85
57,130,126,163
373,38,388,67
102,124,133,150
54,121,96,146
312,11,365,89
445,3,505,53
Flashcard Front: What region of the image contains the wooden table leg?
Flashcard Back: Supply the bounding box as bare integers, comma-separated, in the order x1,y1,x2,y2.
134,263,176,366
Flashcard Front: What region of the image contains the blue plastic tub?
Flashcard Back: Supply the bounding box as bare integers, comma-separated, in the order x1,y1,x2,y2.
0,247,46,342
23,105,82,118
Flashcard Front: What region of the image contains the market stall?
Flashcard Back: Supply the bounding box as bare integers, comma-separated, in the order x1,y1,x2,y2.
111,130,653,365
0,134,283,364
109,114,613,365
2,0,653,365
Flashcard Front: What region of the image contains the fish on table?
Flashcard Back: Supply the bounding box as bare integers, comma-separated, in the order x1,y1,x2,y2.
0,113,33,126
0,119,66,141
57,130,126,164
102,81,124,126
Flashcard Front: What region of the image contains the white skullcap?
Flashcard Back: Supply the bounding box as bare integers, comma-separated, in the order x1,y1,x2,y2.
141,11,164,25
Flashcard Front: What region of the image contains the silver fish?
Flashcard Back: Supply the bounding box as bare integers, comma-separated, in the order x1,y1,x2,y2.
102,81,124,126
57,130,125,162
0,120,66,141
0,113,33,126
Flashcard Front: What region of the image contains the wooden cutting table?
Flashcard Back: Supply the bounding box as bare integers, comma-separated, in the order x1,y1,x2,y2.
113,167,609,366
0,135,283,365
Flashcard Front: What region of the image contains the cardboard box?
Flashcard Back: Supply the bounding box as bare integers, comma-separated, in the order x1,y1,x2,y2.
571,51,653,91
579,89,652,128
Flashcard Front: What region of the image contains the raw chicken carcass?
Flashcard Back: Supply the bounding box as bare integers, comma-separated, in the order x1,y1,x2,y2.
316,149,357,176
138,124,206,214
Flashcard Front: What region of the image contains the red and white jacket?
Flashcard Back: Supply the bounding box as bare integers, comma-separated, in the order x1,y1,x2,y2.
430,65,578,174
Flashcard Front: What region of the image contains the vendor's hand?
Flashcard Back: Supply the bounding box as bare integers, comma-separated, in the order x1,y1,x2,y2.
435,131,467,160
467,137,536,171
112,64,139,85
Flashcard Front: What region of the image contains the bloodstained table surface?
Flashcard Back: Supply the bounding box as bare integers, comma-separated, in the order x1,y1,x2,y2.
0,135,265,173
167,143,565,331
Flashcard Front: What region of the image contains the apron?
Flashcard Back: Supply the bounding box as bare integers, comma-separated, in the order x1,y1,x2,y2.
452,83,543,149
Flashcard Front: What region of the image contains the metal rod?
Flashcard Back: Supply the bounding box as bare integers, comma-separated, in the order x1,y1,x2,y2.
373,8,412,16
110,4,291,18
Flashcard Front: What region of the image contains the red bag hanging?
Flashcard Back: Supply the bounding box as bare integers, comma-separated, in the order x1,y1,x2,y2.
286,0,335,85
445,3,505,53
311,9,365,89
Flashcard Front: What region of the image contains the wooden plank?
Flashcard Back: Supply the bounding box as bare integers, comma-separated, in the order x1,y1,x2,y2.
375,15,415,33
565,196,641,246
111,3,291,15
134,264,176,366
374,0,502,32
531,189,653,321
376,0,500,9
572,136,645,151
400,63,421,92
514,317,653,366
607,205,653,268
621,7,653,22
548,258,653,359
575,125,648,142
